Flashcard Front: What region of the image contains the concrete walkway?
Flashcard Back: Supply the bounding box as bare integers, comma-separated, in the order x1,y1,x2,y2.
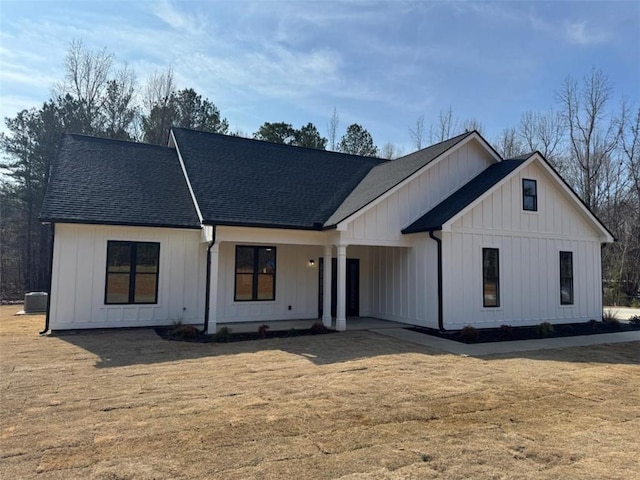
370,327,640,356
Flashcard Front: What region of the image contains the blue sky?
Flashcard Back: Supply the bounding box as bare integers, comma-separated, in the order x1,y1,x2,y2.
1,0,639,151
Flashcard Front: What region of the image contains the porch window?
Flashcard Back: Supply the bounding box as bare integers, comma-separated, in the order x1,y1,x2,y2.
105,241,160,304
523,179,537,211
560,251,574,305
235,246,276,301
482,248,500,307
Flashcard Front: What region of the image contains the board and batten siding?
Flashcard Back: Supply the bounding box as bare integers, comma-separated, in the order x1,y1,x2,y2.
342,140,495,245
442,161,605,328
368,241,439,328
215,243,372,323
49,223,205,329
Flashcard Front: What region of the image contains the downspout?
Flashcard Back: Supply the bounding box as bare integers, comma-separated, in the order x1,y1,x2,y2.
40,222,55,335
429,230,445,332
203,225,216,333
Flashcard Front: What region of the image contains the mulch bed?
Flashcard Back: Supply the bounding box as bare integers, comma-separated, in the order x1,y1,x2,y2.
408,319,640,344
155,323,337,343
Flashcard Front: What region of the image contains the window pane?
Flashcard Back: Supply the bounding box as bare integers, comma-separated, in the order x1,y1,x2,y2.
107,242,131,273
236,247,255,274
134,273,157,303
136,243,159,273
258,248,276,274
560,279,573,304
483,280,499,307
106,273,130,303
257,274,274,300
235,273,253,300
523,195,536,211
523,179,536,196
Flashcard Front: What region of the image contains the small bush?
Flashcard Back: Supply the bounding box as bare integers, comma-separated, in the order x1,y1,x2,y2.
460,325,478,341
602,309,619,322
215,326,232,343
169,321,200,339
258,324,270,338
630,297,640,309
536,322,554,338
310,322,329,334
629,315,640,327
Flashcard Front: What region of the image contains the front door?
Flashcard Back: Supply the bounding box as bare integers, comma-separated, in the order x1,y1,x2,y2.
318,258,359,318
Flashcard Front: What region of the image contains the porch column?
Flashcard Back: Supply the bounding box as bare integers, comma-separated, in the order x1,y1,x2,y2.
322,245,332,328
336,244,348,331
206,243,220,334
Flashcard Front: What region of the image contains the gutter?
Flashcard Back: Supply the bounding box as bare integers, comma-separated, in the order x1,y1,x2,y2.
203,225,216,334
40,222,55,335
428,229,445,331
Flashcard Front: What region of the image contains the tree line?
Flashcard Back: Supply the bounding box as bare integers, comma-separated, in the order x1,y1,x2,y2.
1,42,638,306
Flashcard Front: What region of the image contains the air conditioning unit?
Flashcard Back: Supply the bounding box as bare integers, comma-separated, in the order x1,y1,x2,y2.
24,292,48,313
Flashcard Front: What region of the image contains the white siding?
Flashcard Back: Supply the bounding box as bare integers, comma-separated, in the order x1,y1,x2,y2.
215,243,371,323
368,241,438,328
343,140,495,244
442,162,604,328
49,224,205,329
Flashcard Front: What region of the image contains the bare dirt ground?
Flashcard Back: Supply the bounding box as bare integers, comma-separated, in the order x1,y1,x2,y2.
1,305,639,480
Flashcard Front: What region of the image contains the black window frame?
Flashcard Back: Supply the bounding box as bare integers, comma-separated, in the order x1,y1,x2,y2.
234,246,277,302
560,251,574,305
482,248,500,308
105,241,160,305
522,178,538,212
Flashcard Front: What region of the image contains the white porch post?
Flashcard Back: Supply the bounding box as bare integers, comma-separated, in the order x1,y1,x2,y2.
322,245,332,328
336,244,348,331
206,243,220,334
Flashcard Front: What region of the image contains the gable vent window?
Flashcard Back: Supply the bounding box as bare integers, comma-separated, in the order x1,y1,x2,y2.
105,241,160,304
560,251,574,305
482,248,500,308
235,246,276,301
523,179,537,211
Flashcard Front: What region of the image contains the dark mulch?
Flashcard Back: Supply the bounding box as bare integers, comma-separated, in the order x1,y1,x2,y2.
155,323,336,343
408,319,640,344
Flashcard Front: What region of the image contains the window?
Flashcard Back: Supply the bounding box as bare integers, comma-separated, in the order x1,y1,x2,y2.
105,241,160,304
560,251,574,305
523,179,537,211
482,248,500,307
235,246,276,301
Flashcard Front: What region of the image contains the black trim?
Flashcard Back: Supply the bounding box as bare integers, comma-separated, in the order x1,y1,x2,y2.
560,251,574,305
429,230,445,331
38,218,201,230
522,178,537,211
203,226,216,333
233,245,277,302
202,219,323,231
482,248,500,308
40,223,55,335
104,241,160,305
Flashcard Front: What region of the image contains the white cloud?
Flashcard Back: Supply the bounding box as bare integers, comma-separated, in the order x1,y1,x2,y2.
565,21,610,45
150,0,206,32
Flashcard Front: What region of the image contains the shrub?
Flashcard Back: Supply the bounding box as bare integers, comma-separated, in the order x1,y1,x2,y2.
588,319,599,331
630,297,640,309
602,311,621,330
460,325,478,342
310,322,329,334
169,321,200,339
258,324,270,338
215,326,232,343
629,315,640,327
536,322,554,338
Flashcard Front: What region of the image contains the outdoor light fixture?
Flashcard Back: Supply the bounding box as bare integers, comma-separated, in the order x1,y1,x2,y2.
308,259,316,267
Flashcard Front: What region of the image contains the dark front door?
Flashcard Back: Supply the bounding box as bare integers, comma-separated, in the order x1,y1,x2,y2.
318,258,359,318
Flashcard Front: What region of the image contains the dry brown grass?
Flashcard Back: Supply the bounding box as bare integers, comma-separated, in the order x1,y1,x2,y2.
1,305,639,479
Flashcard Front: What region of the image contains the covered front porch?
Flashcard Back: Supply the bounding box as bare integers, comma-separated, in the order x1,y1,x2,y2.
203,225,424,334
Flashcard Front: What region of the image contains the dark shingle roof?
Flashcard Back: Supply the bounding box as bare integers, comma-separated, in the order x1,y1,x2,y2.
40,134,200,228
402,157,529,233
324,131,474,226
172,128,386,229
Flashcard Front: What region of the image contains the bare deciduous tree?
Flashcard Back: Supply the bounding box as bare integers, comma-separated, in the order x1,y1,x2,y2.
494,127,524,158
409,115,426,150
327,107,339,151
518,110,565,166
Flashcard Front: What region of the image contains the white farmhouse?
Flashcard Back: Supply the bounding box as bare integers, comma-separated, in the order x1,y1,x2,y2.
40,129,614,332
